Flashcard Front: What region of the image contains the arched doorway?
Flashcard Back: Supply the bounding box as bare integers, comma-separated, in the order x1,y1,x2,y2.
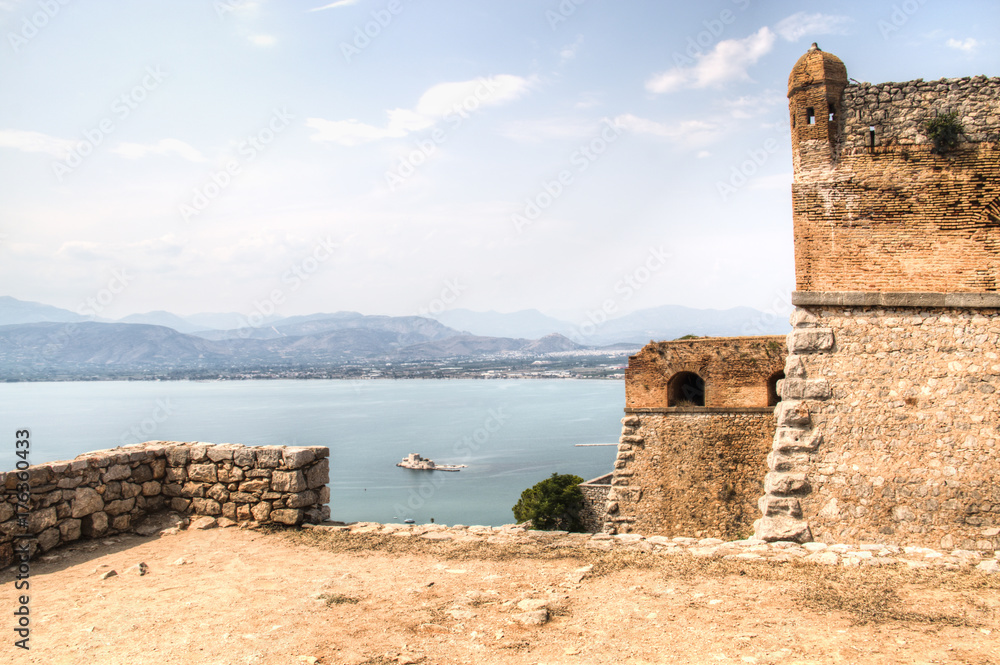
767,371,785,406
667,372,705,407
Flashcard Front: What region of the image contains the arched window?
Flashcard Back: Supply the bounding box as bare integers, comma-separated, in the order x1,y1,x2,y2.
767,371,785,406
667,372,705,407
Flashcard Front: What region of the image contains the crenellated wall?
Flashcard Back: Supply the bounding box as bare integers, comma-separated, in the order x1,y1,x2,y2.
0,441,330,567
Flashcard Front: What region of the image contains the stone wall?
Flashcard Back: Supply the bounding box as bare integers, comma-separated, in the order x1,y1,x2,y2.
0,441,330,567
755,306,1000,550
626,336,786,409
577,473,612,533
607,411,774,539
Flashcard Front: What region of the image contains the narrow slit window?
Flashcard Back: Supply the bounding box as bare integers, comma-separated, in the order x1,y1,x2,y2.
807,107,816,125
869,126,876,150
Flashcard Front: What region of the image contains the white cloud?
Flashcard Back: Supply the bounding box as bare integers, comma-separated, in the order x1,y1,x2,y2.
112,139,207,162
722,92,784,119
0,129,74,158
309,0,359,11
615,114,720,143
946,37,979,53
500,117,606,143
307,75,532,146
774,12,852,42
697,150,712,159
248,34,276,47
646,27,776,94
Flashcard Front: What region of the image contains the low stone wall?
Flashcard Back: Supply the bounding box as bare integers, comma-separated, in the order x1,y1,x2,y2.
606,410,774,539
577,474,612,533
0,441,330,567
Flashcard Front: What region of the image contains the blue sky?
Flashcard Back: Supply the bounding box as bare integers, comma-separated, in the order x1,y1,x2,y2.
0,0,997,324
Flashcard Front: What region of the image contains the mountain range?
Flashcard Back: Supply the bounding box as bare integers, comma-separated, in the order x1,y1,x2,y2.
0,296,789,376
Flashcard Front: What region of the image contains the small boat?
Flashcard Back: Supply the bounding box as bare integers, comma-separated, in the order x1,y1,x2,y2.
396,452,467,472
403,518,415,524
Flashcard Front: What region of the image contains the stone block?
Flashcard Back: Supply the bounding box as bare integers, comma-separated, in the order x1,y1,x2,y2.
57,476,83,489
191,498,222,515
170,498,191,513
251,501,271,521
764,472,811,496
165,467,186,482
233,446,256,467
286,491,317,508
306,446,329,459
111,515,131,532
141,481,161,496
189,444,209,462
754,516,812,543
182,482,206,498
27,507,58,534
255,447,283,469
790,308,819,328
306,459,329,490
318,486,330,504
82,511,109,537
104,498,135,516
162,483,182,498
271,470,308,493
207,484,230,503
758,495,803,518
239,479,270,493
270,508,302,525
0,501,13,523
102,464,132,482
782,378,832,400
206,444,239,462
165,445,190,467
222,502,237,521
37,527,61,552
776,401,811,427
773,428,822,453
120,482,142,499
71,487,104,518
236,504,252,521
787,328,834,354
187,464,217,484
230,492,256,503
132,464,153,483
59,518,82,542
282,447,315,469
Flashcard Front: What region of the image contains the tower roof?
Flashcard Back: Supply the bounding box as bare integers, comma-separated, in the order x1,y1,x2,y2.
788,43,847,97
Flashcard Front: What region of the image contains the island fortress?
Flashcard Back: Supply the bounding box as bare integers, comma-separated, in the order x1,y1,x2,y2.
600,45,1000,550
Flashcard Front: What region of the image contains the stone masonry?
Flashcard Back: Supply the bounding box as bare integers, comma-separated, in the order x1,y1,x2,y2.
605,337,786,538
754,45,1000,550
0,441,330,568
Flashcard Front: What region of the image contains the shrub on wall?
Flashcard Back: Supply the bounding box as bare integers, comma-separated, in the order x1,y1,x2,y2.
924,111,965,153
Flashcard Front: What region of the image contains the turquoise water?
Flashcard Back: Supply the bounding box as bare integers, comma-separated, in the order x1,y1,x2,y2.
0,379,622,526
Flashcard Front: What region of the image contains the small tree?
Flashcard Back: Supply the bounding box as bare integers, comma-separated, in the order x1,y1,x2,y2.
512,473,585,531
924,111,965,153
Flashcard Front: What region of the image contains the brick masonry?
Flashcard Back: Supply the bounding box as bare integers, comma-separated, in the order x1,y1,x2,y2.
0,441,330,567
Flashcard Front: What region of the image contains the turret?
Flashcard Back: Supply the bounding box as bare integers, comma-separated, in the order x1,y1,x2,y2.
788,43,847,174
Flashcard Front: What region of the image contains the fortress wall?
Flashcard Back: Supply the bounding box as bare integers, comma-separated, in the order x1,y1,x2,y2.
840,77,1000,150
0,441,330,567
756,307,1000,550
577,474,612,533
605,411,774,539
626,336,786,409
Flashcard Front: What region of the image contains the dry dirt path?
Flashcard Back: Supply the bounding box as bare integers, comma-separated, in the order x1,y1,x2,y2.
2,523,999,664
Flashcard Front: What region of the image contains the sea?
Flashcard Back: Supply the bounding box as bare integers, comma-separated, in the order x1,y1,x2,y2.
0,379,623,526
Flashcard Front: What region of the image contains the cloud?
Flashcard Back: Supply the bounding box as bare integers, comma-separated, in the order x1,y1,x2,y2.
307,75,532,146
946,37,979,53
646,27,776,94
500,117,607,143
0,129,75,157
774,12,852,42
614,114,720,144
309,0,360,11
721,92,784,119
248,34,276,47
112,139,207,162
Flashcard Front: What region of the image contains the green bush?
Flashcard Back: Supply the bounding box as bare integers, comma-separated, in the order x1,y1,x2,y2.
924,111,965,153
512,473,585,531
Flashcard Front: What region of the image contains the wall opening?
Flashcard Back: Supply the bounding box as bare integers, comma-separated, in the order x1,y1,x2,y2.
807,107,816,125
668,372,705,407
767,371,785,406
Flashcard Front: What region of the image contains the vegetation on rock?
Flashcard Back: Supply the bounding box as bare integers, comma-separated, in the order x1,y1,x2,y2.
512,473,586,531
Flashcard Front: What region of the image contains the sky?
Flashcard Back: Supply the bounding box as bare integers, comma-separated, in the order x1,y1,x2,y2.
0,0,998,325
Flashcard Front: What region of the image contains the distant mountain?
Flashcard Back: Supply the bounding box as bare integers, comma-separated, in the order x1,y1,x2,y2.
0,296,88,326
521,333,585,354
117,311,205,334
190,312,462,342
184,312,283,331
581,305,789,345
432,309,573,339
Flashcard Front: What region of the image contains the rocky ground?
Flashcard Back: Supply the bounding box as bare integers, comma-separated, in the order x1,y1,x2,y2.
3,517,1000,664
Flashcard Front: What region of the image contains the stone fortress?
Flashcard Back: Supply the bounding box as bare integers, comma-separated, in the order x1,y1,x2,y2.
591,44,1000,552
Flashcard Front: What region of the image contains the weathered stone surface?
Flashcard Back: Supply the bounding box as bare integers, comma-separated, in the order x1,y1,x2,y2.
754,516,812,543
282,447,315,469
271,470,308,493
141,481,162,496
102,464,132,482
190,516,218,530
190,498,222,515
187,464,217,483
82,511,109,537
270,508,302,525
255,447,283,469
71,487,104,518
103,498,135,516
514,609,549,626
306,458,329,490
286,491,318,509
787,328,834,354
59,518,82,542
238,479,270,493
250,501,272,521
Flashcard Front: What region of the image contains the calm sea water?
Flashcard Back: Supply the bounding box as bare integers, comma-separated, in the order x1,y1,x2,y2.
0,379,622,526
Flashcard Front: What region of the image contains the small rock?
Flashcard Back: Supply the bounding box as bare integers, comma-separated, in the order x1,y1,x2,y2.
190,516,218,530
171,557,191,566
160,527,181,536
99,570,118,580
803,542,828,553
417,623,450,634
420,531,453,541
217,517,237,528
514,609,549,626
976,559,1000,574
447,609,476,621
297,657,319,665
126,562,149,576
516,599,549,612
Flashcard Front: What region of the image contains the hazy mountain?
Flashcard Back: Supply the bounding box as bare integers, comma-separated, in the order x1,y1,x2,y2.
432,309,573,339
521,333,585,354
0,296,88,326
117,311,205,334
582,305,790,345
184,312,284,331
190,312,461,342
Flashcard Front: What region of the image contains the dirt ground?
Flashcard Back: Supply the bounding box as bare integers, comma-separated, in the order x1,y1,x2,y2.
2,524,999,665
